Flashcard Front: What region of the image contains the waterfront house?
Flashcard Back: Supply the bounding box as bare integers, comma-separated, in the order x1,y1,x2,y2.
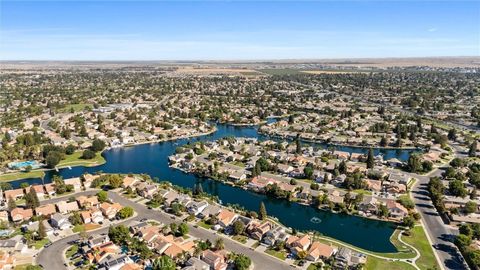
228,170,247,182
35,203,57,216
365,179,382,192
28,185,46,199
139,184,158,199
306,241,337,261
216,209,238,227
82,174,101,188
122,176,139,189
64,178,82,191
44,183,56,196
386,200,409,220
4,189,24,201
263,226,289,246
288,234,311,255
334,247,367,269
246,220,272,240
359,197,379,214
187,201,209,216
10,208,33,223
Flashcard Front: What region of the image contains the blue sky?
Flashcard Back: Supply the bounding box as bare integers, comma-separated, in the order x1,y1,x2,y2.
1,1,479,60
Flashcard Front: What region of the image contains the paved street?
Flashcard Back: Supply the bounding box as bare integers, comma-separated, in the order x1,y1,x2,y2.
407,144,468,270
37,190,292,270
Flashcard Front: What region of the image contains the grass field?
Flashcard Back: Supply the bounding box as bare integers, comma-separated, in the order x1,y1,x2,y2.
197,220,212,230
0,170,45,182
257,69,305,75
32,238,50,249
65,244,79,258
58,151,105,168
403,226,439,270
232,235,248,244
365,256,416,270
265,248,287,260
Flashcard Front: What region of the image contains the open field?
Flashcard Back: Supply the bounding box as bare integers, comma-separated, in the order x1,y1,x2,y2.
403,226,440,270
365,256,417,270
0,170,45,182
59,103,92,113
58,151,105,168
174,67,262,76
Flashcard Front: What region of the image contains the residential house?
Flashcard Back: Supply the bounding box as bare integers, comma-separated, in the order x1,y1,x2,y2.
201,250,228,270
306,241,337,261
56,201,79,213
216,209,238,227
88,234,110,248
77,196,99,209
64,178,83,191
100,202,122,219
10,208,33,223
50,213,71,230
35,203,57,216
386,200,409,220
4,189,24,201
263,226,288,246
187,201,209,216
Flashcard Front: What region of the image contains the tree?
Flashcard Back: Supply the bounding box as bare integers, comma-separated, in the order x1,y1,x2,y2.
378,204,389,218
152,256,176,270
366,148,374,169
401,216,415,230
214,238,224,250
117,206,134,219
296,135,302,154
465,201,478,214
233,220,245,235
380,137,388,147
448,129,457,141
108,174,123,188
65,144,76,155
69,212,82,225
81,149,96,159
454,234,472,250
108,225,131,245
96,190,108,202
234,254,252,270
7,197,16,211
38,219,46,239
259,202,267,220
91,139,106,152
303,165,314,180
25,187,40,209
469,141,478,157
46,151,62,168
407,154,422,173
449,180,468,198
178,222,189,236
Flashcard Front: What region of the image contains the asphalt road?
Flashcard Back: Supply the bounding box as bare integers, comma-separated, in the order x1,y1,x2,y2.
37,190,292,270
407,144,469,270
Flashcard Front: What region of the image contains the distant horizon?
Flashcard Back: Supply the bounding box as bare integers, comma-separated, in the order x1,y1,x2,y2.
1,55,479,62
1,1,479,60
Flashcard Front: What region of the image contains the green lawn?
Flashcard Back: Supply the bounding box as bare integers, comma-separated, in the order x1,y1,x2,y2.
73,224,85,233
65,244,79,258
402,226,439,270
0,170,45,182
197,220,212,230
232,235,248,244
32,238,50,249
58,151,105,168
230,161,245,168
365,256,416,270
265,248,287,260
14,264,41,270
